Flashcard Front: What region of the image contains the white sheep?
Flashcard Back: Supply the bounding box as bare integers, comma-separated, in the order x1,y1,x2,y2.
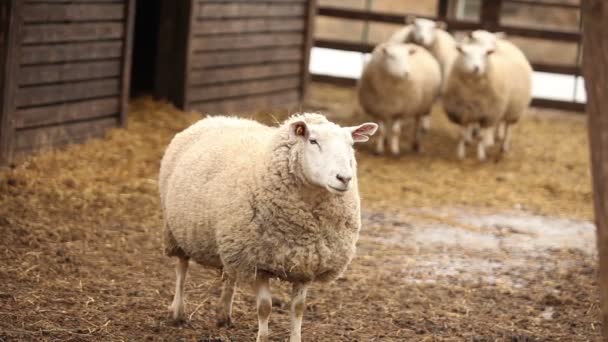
442,37,533,160
388,16,459,85
159,113,377,342
358,42,441,155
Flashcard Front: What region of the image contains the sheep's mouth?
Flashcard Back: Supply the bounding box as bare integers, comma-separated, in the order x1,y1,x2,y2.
328,185,349,193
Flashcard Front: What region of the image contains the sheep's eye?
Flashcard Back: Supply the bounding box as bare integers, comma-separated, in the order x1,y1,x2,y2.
309,139,318,145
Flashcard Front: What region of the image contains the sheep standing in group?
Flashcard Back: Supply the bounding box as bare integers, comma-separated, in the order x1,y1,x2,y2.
389,16,459,86
358,42,441,155
442,32,533,160
159,114,377,342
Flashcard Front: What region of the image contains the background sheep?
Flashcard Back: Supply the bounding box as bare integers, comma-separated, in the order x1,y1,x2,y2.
159,114,377,342
388,16,459,85
358,42,441,155
442,38,533,160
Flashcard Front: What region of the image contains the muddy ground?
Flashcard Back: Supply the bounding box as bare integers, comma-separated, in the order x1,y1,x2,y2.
0,84,601,341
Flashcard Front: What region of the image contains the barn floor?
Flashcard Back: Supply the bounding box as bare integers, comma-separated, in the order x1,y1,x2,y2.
0,83,600,341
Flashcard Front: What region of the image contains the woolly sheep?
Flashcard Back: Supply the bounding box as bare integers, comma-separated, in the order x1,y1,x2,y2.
442,37,533,160
388,16,459,85
159,114,378,342
358,42,441,155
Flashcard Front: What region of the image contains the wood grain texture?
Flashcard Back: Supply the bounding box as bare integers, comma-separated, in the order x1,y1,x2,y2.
0,0,21,166
188,76,300,102
189,62,301,86
19,60,121,85
191,32,303,52
196,2,305,19
119,0,135,126
22,22,124,44
191,47,302,68
582,1,608,339
16,98,120,129
300,0,316,103
22,3,125,23
14,116,118,151
189,89,300,114
20,41,123,64
16,79,121,107
193,18,304,35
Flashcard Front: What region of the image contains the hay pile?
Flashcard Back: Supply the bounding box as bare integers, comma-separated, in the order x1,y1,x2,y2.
0,86,599,341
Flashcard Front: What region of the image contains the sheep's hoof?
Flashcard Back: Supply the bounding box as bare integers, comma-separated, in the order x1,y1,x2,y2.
217,316,233,328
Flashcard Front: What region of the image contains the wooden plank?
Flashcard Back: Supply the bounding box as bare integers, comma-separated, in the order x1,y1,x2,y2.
189,89,300,114
20,41,123,64
19,60,121,85
191,47,302,68
300,0,316,104
24,0,125,3
480,0,502,31
119,0,135,126
196,2,305,19
16,79,121,107
22,3,124,23
22,22,124,44
0,0,21,166
14,116,118,151
191,32,303,52
190,62,301,85
581,1,608,339
193,18,305,35
15,98,120,128
504,0,580,10
187,76,300,102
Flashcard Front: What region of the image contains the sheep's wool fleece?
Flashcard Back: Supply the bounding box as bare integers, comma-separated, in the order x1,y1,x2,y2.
159,114,362,283
443,40,532,127
358,44,441,120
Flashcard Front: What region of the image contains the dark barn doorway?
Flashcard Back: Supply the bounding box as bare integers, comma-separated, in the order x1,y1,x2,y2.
130,0,161,97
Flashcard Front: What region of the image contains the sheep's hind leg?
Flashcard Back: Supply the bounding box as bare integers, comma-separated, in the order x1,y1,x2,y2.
289,283,308,342
375,121,386,155
390,119,402,156
217,275,236,327
476,127,494,161
500,123,512,154
412,116,427,153
255,275,272,342
168,257,189,322
457,125,472,159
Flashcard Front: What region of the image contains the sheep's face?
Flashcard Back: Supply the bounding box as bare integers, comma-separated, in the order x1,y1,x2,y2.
455,43,495,76
373,43,417,79
290,120,378,195
410,18,439,47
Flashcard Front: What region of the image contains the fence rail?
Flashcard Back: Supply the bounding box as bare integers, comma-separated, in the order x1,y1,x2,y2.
312,0,584,111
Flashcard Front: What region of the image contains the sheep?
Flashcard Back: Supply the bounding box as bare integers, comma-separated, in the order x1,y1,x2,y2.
357,42,441,155
388,16,459,85
466,29,507,50
442,37,533,160
159,113,378,342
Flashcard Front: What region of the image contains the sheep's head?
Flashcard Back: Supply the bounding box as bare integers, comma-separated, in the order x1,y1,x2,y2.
455,42,495,77
372,43,417,79
406,16,445,47
287,114,377,195
467,30,505,49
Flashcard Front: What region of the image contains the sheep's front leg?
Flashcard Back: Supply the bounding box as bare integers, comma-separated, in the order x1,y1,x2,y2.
390,119,402,156
375,121,386,155
255,276,272,342
500,123,512,154
412,116,428,153
289,283,308,342
217,275,236,327
457,125,472,159
168,257,189,322
476,127,494,161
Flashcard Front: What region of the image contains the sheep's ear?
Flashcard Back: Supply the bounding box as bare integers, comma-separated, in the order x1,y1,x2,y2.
405,15,416,25
348,123,378,143
435,21,447,30
495,32,506,39
486,47,496,55
408,47,417,55
290,121,309,139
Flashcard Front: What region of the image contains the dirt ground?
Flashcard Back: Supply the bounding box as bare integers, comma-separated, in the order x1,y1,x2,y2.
0,83,600,341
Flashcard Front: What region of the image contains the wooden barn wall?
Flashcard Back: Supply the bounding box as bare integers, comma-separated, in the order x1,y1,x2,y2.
0,0,135,164
156,0,315,114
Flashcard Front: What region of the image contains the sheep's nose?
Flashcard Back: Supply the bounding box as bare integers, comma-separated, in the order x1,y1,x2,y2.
336,174,352,185
473,65,480,73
